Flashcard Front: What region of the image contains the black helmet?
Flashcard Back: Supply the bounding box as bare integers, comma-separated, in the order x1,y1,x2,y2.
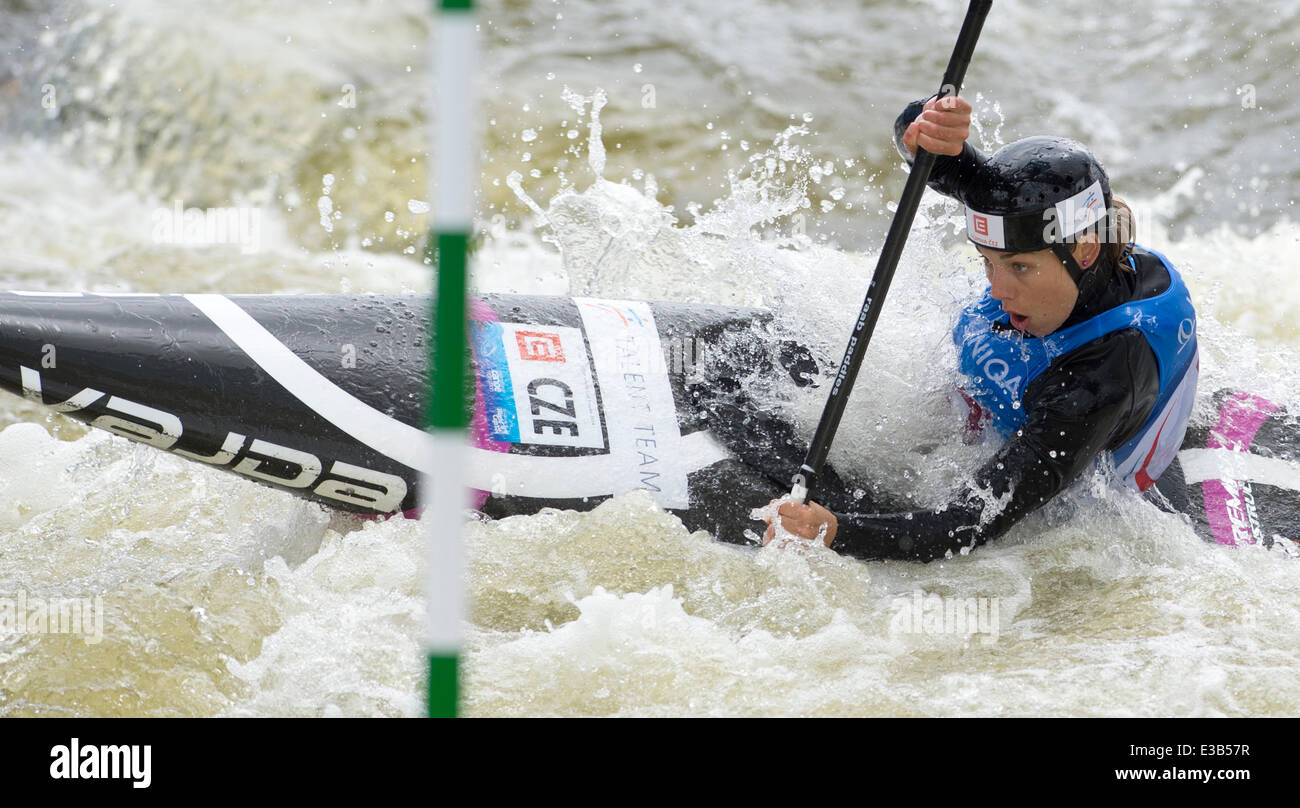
961,136,1113,282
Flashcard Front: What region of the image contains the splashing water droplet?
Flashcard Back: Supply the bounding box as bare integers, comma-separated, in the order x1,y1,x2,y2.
317,196,334,233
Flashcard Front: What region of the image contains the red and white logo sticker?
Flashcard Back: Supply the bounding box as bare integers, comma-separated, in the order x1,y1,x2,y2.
965,208,1005,249
494,322,603,449
515,331,565,362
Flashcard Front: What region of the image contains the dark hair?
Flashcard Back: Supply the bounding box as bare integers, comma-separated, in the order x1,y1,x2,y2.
1101,197,1137,268
1071,197,1136,271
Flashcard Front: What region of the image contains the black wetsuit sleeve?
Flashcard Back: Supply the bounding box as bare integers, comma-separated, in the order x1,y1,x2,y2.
893,98,985,201
830,329,1161,562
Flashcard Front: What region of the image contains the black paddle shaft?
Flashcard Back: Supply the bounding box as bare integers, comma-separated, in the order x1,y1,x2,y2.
791,0,993,503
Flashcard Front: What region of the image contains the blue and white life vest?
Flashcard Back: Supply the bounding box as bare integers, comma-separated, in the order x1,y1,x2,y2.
952,246,1199,491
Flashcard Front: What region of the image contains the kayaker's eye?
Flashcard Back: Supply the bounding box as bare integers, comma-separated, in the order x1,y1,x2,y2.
1013,263,1031,273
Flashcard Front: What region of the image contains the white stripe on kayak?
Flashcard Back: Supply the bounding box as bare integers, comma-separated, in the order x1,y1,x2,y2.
185,293,733,500
471,428,733,501
187,293,438,472
1178,448,1300,492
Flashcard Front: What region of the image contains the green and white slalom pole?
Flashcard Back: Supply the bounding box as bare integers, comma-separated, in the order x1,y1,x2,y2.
426,0,476,719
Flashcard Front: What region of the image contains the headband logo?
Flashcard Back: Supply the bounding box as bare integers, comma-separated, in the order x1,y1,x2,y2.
965,209,1005,249
1054,180,1106,237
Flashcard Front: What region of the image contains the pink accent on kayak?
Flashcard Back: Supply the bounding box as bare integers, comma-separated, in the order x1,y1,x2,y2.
364,298,507,520
1201,392,1280,545
467,298,510,510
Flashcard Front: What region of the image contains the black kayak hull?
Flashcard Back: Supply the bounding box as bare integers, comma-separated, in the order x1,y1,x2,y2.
0,291,1295,549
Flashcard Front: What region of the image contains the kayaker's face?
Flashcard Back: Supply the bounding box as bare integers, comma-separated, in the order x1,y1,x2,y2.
977,245,1079,337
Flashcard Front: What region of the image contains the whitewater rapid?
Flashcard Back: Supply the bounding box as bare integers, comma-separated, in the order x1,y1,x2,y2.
1,0,1298,716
